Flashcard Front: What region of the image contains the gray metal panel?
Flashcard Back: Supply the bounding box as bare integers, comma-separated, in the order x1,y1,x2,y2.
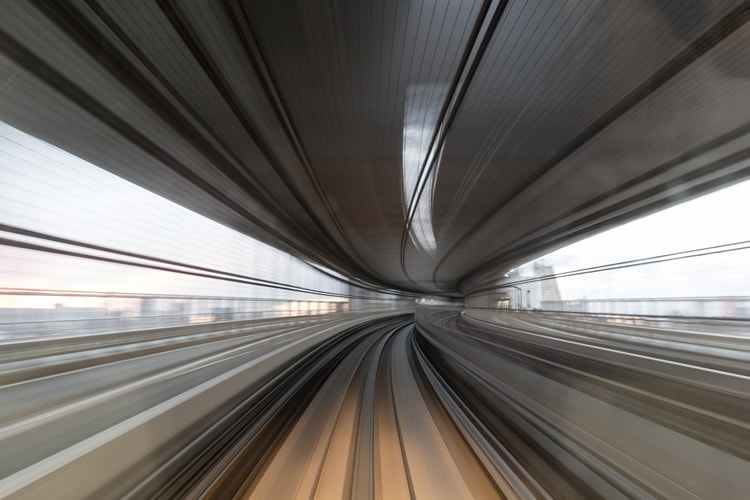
0,0,747,295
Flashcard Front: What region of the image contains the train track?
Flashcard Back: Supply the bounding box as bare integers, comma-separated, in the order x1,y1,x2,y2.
0,312,405,498
1,308,748,498
238,318,503,499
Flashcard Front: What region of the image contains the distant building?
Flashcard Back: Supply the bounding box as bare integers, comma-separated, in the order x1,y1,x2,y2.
529,262,562,310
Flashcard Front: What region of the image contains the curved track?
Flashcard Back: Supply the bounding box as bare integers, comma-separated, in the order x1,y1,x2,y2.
235,309,750,499
242,319,503,499
1,309,749,498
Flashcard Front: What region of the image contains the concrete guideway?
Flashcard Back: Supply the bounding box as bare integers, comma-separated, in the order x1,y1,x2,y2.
0,311,404,498
0,308,748,497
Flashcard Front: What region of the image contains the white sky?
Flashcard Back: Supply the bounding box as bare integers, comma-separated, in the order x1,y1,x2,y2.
518,179,750,299
0,121,348,306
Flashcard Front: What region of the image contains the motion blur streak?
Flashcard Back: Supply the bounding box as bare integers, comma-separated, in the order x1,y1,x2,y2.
3,308,747,498
232,308,750,499
1,0,750,498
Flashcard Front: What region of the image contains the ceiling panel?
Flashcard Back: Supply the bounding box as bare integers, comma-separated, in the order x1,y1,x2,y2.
0,0,747,295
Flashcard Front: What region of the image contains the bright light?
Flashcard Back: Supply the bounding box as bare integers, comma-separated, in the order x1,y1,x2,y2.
517,179,750,302
402,83,448,254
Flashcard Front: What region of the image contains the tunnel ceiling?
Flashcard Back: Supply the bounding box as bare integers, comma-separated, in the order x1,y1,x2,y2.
0,1,748,296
